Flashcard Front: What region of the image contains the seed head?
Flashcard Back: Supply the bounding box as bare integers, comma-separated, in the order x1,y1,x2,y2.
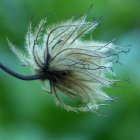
7,16,127,112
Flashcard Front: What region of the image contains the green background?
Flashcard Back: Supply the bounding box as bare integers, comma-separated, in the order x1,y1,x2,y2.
0,0,140,140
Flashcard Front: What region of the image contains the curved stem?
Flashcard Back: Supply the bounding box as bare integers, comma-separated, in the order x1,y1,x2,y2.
0,62,44,81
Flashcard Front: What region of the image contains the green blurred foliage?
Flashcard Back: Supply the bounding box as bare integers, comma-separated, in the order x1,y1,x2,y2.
0,0,140,140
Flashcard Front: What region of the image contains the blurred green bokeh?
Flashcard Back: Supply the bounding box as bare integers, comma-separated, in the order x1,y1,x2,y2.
0,0,140,140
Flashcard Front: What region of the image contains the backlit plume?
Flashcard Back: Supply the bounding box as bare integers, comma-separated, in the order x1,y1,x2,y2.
7,16,126,112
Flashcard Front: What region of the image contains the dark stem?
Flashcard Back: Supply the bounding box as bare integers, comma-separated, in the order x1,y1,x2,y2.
0,62,44,81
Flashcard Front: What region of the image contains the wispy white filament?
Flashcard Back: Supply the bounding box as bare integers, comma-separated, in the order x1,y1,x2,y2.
8,16,127,112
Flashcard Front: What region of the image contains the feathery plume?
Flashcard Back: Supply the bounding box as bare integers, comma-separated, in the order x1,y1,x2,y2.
1,16,129,112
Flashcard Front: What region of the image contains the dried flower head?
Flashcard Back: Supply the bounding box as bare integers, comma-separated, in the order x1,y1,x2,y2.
0,15,129,112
